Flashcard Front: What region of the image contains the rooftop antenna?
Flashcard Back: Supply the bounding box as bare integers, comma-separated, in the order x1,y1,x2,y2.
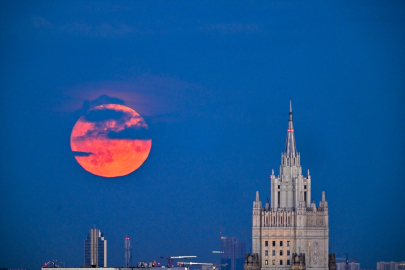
125,236,131,267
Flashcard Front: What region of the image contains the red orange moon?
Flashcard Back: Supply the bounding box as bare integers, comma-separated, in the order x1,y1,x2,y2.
70,104,152,177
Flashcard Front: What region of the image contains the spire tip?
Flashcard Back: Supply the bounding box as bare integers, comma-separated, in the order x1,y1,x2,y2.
290,99,292,112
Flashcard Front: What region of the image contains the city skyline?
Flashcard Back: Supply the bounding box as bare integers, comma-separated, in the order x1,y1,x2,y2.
1,1,404,269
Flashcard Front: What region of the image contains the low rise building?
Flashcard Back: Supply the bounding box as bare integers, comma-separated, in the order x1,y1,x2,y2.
377,262,405,270
336,263,360,270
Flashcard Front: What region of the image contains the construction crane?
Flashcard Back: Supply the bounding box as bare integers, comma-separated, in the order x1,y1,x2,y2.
345,253,358,270
160,256,197,267
178,262,228,270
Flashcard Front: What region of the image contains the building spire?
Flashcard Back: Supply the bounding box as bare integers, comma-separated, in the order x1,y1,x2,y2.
285,100,297,157
290,99,292,112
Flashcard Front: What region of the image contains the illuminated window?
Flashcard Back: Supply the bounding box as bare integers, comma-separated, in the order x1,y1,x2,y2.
280,260,283,265
272,250,275,256
287,241,290,247
280,241,283,246
287,260,290,265
265,260,268,265
272,241,276,246
265,250,268,256
280,250,283,256
287,250,290,256
272,260,276,265
265,241,268,246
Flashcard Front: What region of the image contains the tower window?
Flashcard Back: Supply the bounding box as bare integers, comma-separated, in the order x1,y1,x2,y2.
272,241,275,247
304,192,307,203
280,241,283,246
287,250,290,256
278,192,280,206
265,241,268,246
278,185,280,189
304,185,307,189
287,260,290,265
280,250,283,256
280,260,283,265
272,250,275,256
265,260,268,265
265,250,268,256
287,241,290,247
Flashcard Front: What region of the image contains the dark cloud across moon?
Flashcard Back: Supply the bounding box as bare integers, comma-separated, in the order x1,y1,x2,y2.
70,104,152,177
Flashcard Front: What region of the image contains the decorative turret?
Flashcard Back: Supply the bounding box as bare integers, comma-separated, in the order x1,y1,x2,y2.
253,191,262,209
311,199,317,212
329,254,336,270
291,253,306,270
319,191,328,209
265,199,270,211
285,99,297,157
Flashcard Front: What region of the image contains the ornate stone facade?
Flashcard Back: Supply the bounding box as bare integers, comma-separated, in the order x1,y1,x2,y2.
250,102,329,270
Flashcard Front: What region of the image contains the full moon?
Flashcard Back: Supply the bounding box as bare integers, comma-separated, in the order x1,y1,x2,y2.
70,104,152,177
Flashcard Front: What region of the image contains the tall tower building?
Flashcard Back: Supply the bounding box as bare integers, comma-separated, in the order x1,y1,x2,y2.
249,101,329,270
125,237,131,267
84,228,107,267
221,237,246,270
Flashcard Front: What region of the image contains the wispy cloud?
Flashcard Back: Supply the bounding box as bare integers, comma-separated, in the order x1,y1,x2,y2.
31,15,154,37
59,22,152,37
58,74,211,123
199,23,264,34
31,15,263,38
31,16,53,28
79,3,132,13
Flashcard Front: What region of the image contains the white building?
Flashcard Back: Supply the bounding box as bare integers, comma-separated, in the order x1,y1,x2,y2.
377,262,405,270
251,102,329,270
43,268,188,270
84,228,107,267
336,263,360,270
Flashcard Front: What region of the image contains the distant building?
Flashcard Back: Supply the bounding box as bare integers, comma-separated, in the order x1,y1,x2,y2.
337,262,360,270
43,267,187,270
377,262,405,270
221,236,245,270
84,228,107,267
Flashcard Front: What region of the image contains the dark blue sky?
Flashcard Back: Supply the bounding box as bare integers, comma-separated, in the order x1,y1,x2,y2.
1,1,404,269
